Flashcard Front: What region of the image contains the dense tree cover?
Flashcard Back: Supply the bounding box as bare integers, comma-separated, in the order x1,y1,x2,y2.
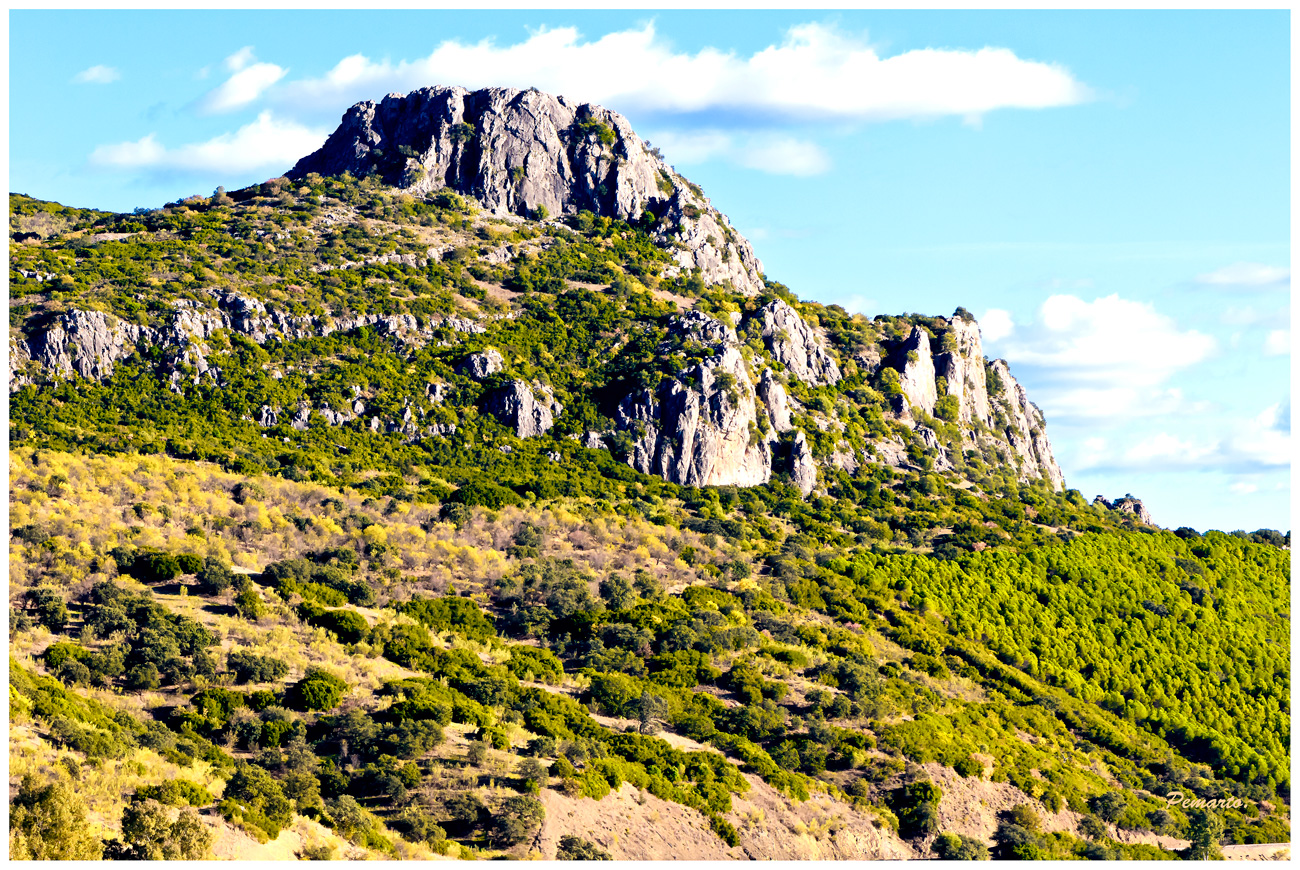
9,179,1289,860
807,530,1289,794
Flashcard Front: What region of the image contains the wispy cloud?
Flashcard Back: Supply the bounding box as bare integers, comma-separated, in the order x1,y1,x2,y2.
271,21,1090,123
652,129,830,176
196,47,286,114
88,111,328,176
1263,329,1290,356
1074,402,1291,474
73,65,120,85
984,294,1216,421
1195,261,1290,289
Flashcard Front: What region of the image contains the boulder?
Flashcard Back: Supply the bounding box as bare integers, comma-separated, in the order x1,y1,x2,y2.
757,369,794,433
1096,494,1154,525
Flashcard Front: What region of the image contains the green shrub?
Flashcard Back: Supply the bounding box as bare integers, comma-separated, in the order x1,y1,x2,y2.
287,668,348,712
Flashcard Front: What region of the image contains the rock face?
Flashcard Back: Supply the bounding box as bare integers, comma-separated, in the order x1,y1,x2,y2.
459,348,505,380
287,86,764,295
1095,494,1154,525
987,360,1065,491
486,380,562,438
789,431,818,496
895,326,938,417
615,313,771,487
8,291,486,393
934,316,992,427
754,300,841,386
756,370,794,433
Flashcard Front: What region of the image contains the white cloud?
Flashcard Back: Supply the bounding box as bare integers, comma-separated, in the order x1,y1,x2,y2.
985,294,1215,421
1229,482,1259,495
652,129,830,176
735,137,830,176
650,130,733,164
1074,402,1291,474
1195,262,1290,288
273,22,1090,123
225,46,256,72
1263,329,1290,356
73,65,120,84
979,308,1015,342
197,49,287,114
88,111,328,175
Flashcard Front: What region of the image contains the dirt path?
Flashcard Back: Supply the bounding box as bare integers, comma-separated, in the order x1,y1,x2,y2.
1221,843,1291,861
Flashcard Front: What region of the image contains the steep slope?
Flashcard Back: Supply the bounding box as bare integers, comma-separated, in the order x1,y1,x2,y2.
288,85,764,295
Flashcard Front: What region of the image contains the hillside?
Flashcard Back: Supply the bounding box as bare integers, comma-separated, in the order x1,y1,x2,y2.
8,85,1290,861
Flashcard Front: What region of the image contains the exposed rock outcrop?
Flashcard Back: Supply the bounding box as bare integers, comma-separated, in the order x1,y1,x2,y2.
615,313,771,487
486,380,562,438
789,431,818,496
286,86,764,294
459,348,505,380
895,326,938,417
934,316,992,427
987,360,1065,491
9,292,487,393
756,370,794,433
753,300,841,386
1095,494,1154,525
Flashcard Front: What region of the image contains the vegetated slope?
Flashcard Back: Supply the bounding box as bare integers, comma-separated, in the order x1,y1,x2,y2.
8,441,1288,859
7,87,1290,859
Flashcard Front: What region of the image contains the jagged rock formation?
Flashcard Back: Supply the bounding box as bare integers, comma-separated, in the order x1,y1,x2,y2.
986,360,1065,491
1095,494,1154,525
756,300,841,386
934,316,992,427
789,431,818,497
286,85,764,294
615,313,771,487
459,348,505,380
8,293,485,392
486,380,562,438
895,326,938,417
756,370,794,433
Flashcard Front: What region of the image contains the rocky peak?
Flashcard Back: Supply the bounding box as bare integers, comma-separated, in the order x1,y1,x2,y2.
753,300,841,386
287,85,764,294
895,326,938,417
934,316,991,427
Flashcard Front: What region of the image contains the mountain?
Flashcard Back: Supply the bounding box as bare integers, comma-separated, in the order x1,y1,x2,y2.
7,85,1289,862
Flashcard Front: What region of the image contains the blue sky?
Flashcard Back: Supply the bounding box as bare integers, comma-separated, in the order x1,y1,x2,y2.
9,10,1291,532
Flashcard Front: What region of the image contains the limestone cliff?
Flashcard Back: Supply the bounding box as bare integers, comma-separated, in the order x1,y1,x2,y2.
615,313,772,488
987,360,1065,491
486,380,563,438
287,86,764,295
934,316,992,428
895,326,938,417
754,300,841,386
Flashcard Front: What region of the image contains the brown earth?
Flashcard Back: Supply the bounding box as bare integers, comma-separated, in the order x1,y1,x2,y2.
534,775,916,860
